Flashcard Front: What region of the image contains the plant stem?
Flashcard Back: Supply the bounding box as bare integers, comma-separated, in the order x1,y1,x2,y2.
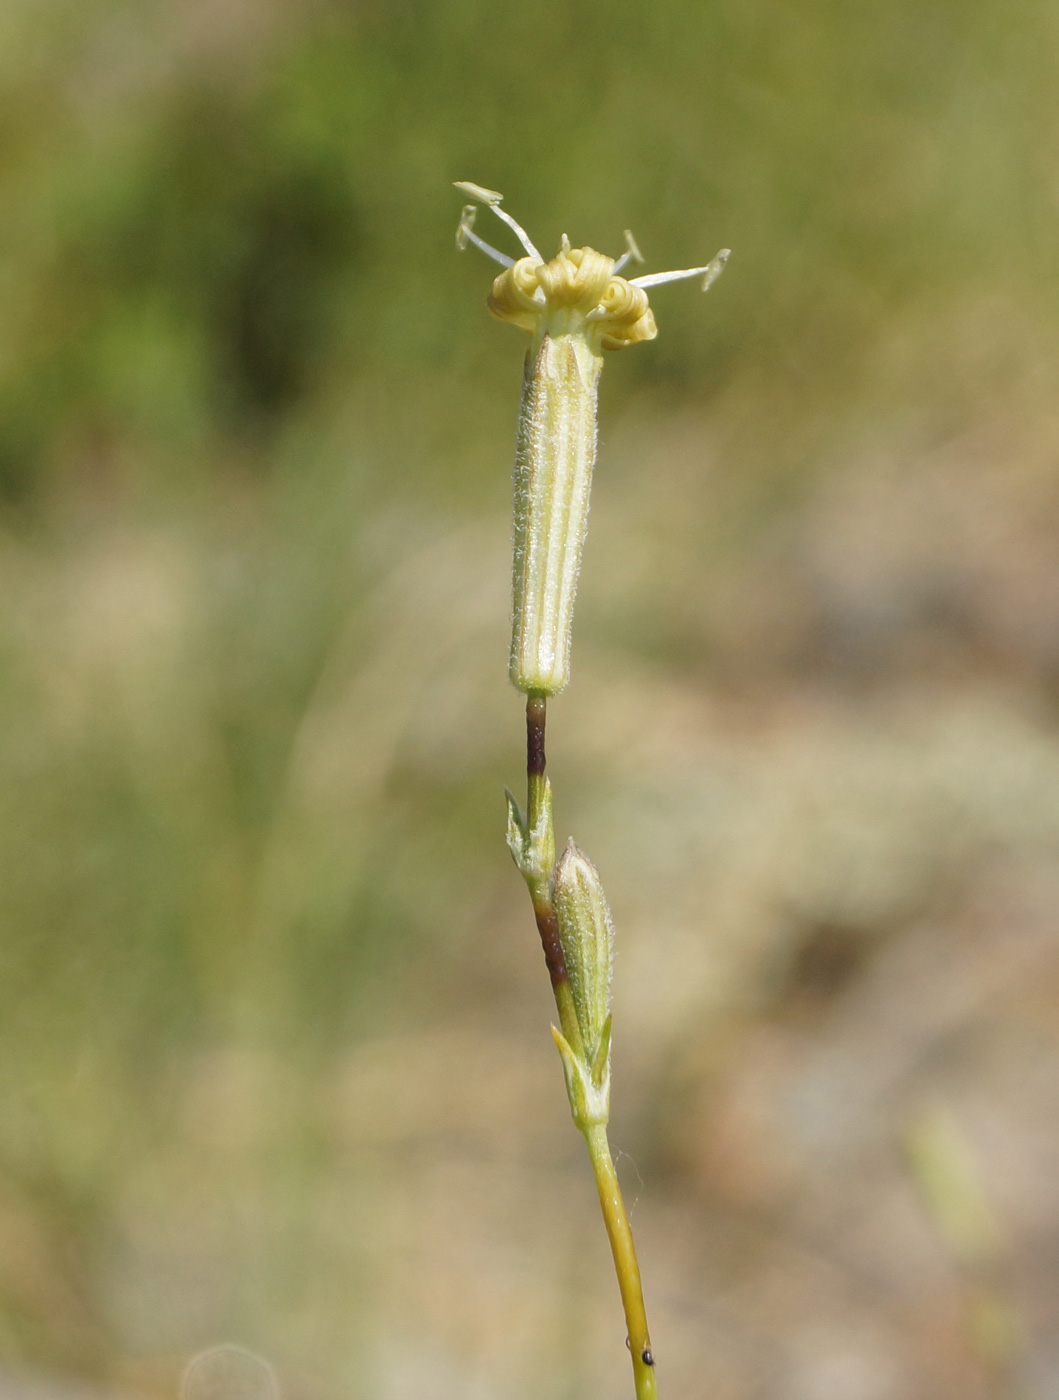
583,1123,658,1400
523,693,658,1400
525,693,583,1057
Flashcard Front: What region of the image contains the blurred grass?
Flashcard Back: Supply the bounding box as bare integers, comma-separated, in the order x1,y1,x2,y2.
2,1,1059,1397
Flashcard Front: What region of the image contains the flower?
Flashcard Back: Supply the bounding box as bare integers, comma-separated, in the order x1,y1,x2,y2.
489,242,657,350
455,183,728,695
455,180,728,351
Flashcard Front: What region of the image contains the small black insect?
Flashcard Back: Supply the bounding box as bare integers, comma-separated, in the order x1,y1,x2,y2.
641,1349,655,1366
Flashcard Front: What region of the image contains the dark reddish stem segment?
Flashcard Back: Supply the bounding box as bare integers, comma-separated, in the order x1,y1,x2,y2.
527,693,547,777
534,899,567,988
526,693,568,988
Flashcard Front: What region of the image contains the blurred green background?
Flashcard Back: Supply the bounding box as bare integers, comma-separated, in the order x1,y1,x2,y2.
3,1,1059,1397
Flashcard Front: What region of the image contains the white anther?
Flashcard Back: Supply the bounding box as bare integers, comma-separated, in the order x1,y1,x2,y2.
612,229,645,275
455,204,475,249
453,181,504,205
453,180,543,261
700,249,731,292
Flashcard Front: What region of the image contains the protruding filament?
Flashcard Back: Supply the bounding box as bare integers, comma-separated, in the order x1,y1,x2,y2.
492,204,543,260
456,204,515,267
631,247,730,290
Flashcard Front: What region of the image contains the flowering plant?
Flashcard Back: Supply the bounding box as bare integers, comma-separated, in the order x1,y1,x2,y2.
456,182,728,1400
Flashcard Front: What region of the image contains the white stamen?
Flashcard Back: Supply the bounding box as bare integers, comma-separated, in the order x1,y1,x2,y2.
631,248,730,291
463,229,516,268
456,205,515,267
453,181,543,261
492,204,543,261
612,229,644,275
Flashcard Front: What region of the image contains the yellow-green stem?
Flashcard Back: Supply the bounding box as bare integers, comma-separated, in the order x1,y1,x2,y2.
583,1122,658,1400
522,693,653,1397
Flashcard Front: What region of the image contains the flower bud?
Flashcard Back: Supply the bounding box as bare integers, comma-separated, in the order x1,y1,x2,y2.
553,839,614,1061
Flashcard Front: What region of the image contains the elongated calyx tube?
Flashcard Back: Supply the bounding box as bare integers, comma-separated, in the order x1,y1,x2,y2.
499,248,654,694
